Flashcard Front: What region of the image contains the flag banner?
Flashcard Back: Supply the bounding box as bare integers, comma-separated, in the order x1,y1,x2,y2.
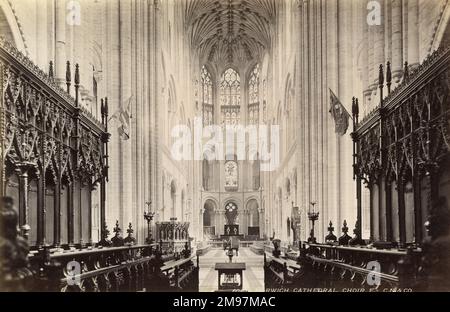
109,95,133,140
329,89,351,136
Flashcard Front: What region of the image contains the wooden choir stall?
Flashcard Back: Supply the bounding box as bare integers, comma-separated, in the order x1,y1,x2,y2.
264,46,450,292
0,37,198,292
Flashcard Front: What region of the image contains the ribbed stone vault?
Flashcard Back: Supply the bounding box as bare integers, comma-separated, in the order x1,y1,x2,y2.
185,0,276,66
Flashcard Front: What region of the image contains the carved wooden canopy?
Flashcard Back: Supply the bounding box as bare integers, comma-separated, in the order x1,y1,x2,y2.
354,47,450,186
0,37,108,186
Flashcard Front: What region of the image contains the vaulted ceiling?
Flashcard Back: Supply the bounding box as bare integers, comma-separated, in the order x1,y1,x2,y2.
185,0,276,66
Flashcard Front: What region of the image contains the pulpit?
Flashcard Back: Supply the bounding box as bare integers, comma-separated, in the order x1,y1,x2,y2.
155,219,190,255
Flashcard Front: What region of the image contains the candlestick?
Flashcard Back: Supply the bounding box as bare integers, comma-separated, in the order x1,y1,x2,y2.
308,202,319,243
144,201,155,244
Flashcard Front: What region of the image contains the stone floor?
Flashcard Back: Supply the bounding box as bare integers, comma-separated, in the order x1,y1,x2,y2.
198,247,265,292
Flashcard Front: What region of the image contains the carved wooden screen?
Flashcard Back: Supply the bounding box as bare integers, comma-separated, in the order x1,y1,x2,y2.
354,47,450,245
0,38,108,248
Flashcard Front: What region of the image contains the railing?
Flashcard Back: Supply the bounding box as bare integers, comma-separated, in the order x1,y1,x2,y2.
300,243,422,290
31,244,158,292
264,240,422,291
0,195,198,292
263,215,431,291
24,242,198,292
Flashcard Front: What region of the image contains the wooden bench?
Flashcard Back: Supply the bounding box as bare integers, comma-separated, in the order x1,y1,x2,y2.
264,252,302,288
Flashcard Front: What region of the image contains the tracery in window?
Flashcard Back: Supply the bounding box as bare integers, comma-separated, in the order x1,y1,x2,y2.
225,202,238,225
249,64,260,104
224,160,238,190
220,68,240,125
248,64,260,125
201,65,213,125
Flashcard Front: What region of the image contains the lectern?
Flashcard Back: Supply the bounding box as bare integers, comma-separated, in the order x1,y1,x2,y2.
215,263,246,291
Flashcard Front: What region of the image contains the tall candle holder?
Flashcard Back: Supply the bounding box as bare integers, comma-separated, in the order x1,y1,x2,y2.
144,201,155,244
308,201,319,243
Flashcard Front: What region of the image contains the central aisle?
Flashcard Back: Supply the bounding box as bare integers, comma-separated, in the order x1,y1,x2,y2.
198,248,265,292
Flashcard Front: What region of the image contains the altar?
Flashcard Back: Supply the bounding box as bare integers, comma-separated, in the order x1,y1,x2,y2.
220,225,244,239
224,224,238,236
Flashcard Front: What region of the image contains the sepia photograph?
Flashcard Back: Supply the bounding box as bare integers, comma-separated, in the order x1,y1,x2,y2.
0,0,449,298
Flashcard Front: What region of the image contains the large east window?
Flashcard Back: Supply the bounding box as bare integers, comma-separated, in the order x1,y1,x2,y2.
220,68,241,125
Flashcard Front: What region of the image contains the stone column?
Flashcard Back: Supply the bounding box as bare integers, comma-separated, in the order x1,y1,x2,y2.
384,0,392,67
373,0,385,101
105,0,122,227
119,0,133,227
361,0,370,116
338,0,358,235
407,0,419,68
368,1,376,111
36,0,48,69
303,0,311,239
391,0,404,84
200,208,204,240
16,164,32,238
220,210,226,236
141,0,150,244
259,208,264,239
326,0,339,231
55,0,66,86
295,1,304,235
241,210,248,236
154,0,162,217
310,0,318,239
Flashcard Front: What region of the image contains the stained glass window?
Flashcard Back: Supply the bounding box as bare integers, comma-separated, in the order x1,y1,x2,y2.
220,68,240,125
201,66,213,104
249,64,260,104
248,64,260,125
201,66,213,125
224,160,238,189
225,202,238,225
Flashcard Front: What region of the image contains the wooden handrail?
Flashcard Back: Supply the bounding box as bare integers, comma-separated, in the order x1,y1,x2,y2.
43,244,157,260
160,255,195,272
308,255,399,283
307,243,420,256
